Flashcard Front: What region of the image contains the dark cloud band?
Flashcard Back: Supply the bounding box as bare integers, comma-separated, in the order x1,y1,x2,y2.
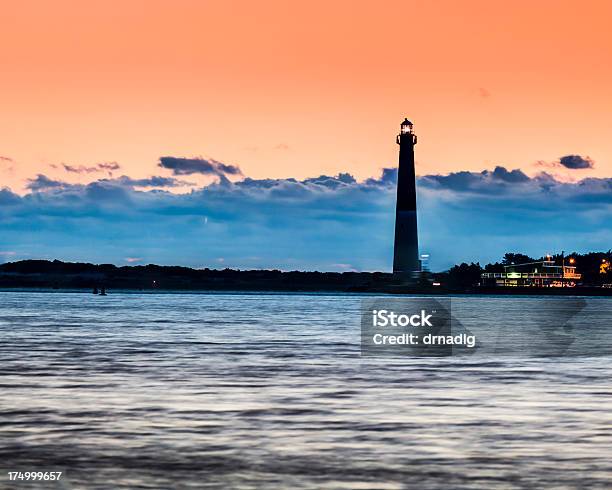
559,155,594,170
62,162,121,174
159,156,242,177
4,166,612,271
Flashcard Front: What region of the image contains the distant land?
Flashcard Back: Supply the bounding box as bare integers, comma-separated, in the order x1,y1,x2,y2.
1,254,611,296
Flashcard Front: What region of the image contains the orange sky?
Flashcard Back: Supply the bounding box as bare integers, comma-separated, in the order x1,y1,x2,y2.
1,0,611,192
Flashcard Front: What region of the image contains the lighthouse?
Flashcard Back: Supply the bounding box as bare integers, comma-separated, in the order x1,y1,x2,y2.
393,118,419,274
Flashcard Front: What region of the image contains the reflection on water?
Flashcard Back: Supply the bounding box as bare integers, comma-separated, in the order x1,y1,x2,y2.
1,292,611,489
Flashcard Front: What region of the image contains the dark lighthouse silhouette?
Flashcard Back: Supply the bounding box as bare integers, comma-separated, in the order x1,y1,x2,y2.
393,118,420,275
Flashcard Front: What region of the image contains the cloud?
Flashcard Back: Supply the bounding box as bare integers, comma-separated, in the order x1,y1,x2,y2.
419,167,612,204
302,172,356,189
110,175,193,188
3,170,395,270
98,162,121,172
419,166,530,193
0,188,21,205
366,167,397,186
536,154,595,171
25,174,192,193
26,174,70,191
2,166,611,271
158,156,242,178
62,162,121,174
559,154,594,170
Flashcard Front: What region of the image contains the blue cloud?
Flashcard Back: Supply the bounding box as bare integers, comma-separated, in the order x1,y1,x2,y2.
62,162,121,174
158,156,241,177
1,168,611,271
0,188,20,205
26,174,192,192
559,154,594,170
26,174,68,191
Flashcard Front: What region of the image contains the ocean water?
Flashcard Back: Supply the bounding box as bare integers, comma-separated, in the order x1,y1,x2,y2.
1,291,611,489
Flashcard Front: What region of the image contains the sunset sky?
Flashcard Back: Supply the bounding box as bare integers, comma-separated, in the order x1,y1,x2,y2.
2,0,611,189
1,0,611,270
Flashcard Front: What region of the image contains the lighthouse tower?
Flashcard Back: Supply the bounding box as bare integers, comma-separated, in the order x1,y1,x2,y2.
393,118,419,274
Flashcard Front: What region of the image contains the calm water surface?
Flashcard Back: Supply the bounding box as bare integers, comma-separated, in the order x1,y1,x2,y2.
1,291,611,489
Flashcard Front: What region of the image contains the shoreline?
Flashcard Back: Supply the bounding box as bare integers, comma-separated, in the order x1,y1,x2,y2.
1,286,610,297
2,259,610,297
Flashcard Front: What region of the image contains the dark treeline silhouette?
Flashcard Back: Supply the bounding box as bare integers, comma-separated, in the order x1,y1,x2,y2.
442,251,612,289
0,259,395,292
0,252,610,293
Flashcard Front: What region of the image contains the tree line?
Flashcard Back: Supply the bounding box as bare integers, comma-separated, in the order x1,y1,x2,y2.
441,251,612,289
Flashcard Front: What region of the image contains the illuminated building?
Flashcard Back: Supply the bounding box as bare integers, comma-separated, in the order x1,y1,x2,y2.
481,258,581,287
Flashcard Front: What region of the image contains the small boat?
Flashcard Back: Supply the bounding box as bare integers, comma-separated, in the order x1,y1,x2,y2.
99,287,107,296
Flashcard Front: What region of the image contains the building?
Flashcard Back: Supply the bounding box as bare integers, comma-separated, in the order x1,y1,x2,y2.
393,118,420,274
481,258,581,287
